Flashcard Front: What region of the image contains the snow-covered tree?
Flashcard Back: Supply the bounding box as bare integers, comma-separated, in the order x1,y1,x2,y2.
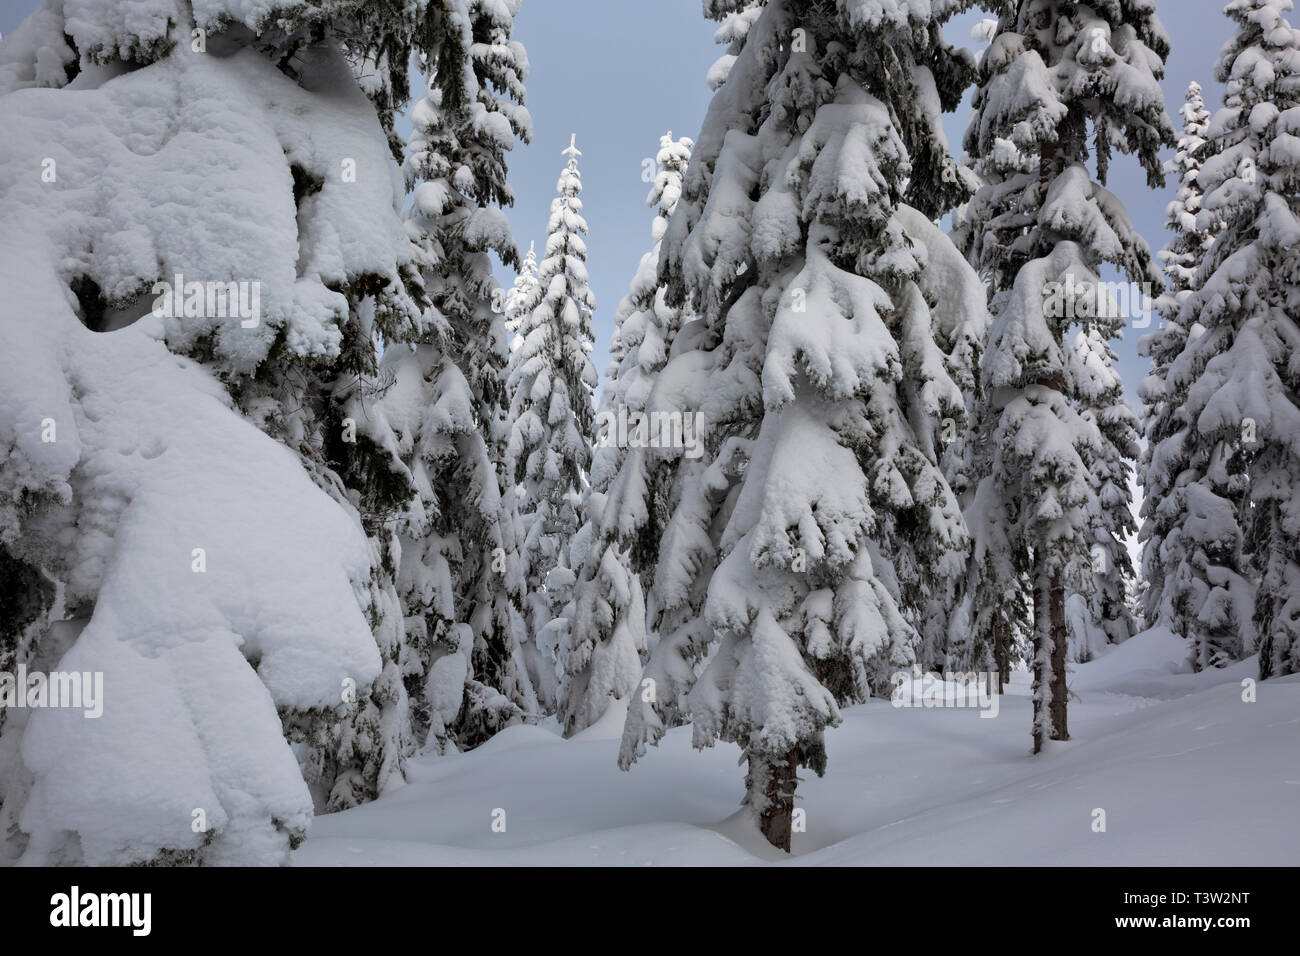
0,0,443,864
618,0,985,851
379,0,538,755
1139,80,1222,638
957,0,1173,750
1068,323,1140,658
560,133,693,735
506,134,599,705
1171,0,1300,678
506,241,540,334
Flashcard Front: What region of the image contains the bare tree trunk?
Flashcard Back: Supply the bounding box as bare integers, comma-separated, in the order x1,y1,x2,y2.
752,747,799,852
1032,576,1049,754
1050,567,1070,741
993,615,1010,694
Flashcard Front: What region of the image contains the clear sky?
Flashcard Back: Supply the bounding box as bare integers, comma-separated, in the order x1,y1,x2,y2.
0,0,1239,410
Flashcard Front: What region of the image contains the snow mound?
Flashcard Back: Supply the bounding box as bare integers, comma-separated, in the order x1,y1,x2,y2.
1065,625,1262,701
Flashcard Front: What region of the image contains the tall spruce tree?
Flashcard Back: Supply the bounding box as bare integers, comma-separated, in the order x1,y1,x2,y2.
561,133,694,735
1067,322,1140,659
958,0,1173,750
618,0,984,851
506,241,541,335
1171,0,1300,678
1139,80,1222,641
506,134,598,707
380,0,538,754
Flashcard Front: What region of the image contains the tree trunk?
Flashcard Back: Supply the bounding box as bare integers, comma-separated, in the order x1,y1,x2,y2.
1031,577,1049,754
993,615,1010,694
753,747,799,852
1049,567,1070,741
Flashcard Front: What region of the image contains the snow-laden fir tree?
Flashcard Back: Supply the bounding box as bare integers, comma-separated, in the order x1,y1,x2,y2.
618,0,985,851
1170,0,1300,678
378,0,538,754
506,241,540,335
1139,80,1223,639
506,135,599,707
1066,322,1140,660
0,0,446,864
956,0,1172,750
560,133,693,735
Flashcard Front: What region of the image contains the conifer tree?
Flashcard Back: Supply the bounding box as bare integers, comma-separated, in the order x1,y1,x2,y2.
0,0,445,863
1139,80,1220,638
506,241,540,336
506,134,598,705
618,0,984,850
1068,323,1139,659
1171,0,1300,678
958,0,1173,749
561,133,693,735
380,0,537,754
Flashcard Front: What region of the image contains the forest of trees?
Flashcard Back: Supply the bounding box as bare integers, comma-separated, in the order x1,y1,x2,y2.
0,0,1296,864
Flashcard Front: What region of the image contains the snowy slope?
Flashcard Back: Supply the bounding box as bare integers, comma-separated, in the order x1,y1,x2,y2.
298,627,1300,865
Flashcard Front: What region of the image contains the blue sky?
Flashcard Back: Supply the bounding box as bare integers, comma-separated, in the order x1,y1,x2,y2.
499,0,1231,411
0,0,1237,409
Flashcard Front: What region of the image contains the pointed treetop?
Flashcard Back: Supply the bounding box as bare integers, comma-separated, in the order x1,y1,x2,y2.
563,133,581,169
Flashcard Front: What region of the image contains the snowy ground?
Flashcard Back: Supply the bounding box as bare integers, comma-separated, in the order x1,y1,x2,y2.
298,628,1300,866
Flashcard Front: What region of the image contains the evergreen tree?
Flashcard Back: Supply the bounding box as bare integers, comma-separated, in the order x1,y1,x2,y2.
506,134,598,706
381,0,538,755
1173,0,1300,678
506,241,540,335
0,0,441,863
560,133,693,735
1068,322,1139,659
957,0,1173,750
1139,80,1221,639
618,0,984,850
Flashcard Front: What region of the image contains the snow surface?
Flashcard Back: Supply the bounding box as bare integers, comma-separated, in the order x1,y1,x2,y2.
297,627,1300,865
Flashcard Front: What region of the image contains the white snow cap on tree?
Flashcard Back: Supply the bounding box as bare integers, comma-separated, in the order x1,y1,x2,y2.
705,0,765,90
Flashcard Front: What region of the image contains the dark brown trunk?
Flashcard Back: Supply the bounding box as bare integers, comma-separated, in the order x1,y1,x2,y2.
755,747,799,852
1049,567,1070,741
1031,576,1049,754
992,616,1010,694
